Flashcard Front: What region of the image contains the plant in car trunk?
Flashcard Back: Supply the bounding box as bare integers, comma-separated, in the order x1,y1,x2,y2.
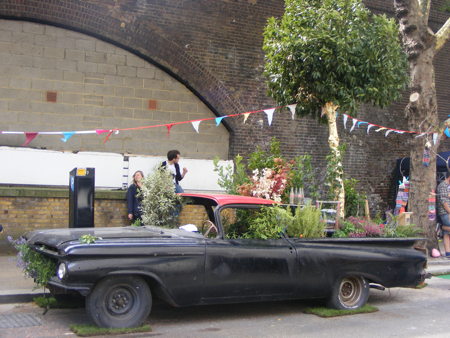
286,205,326,238
7,236,56,289
140,165,182,227
243,205,289,239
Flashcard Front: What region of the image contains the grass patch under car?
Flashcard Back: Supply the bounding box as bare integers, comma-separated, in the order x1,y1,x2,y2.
34,296,83,309
304,304,378,317
69,324,151,337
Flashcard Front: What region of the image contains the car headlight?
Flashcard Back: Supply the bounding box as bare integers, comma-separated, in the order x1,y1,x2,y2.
57,263,67,280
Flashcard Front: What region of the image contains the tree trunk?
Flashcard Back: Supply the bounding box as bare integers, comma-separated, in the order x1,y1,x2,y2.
323,102,345,219
394,0,439,252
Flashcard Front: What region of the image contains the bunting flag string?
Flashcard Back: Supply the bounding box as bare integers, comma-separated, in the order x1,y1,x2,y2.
1,102,447,147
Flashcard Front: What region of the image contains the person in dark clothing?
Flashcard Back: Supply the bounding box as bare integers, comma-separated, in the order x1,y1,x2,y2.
126,170,144,222
161,150,188,193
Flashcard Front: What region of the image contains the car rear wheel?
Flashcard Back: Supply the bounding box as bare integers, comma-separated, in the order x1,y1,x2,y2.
327,276,369,310
86,276,151,328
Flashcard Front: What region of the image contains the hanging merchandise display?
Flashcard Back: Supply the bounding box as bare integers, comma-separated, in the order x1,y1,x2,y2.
428,190,436,221
423,141,431,167
395,177,410,215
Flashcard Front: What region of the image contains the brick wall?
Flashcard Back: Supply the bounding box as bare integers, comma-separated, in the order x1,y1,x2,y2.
0,0,449,214
0,188,208,254
0,19,229,159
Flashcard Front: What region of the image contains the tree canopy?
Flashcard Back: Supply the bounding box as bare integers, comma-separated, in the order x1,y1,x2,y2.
263,0,409,119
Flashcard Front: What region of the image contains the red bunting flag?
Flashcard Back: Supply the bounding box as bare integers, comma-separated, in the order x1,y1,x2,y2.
103,130,113,143
22,132,38,146
95,129,109,135
166,123,174,136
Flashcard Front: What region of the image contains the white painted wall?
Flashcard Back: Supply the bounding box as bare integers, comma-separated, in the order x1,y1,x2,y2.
0,146,230,192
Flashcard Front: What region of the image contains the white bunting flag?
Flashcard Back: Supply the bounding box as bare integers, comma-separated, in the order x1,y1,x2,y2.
264,108,275,126
385,130,393,137
367,124,375,134
350,118,357,132
287,104,297,120
415,133,426,138
191,120,201,133
343,114,348,129
243,113,251,124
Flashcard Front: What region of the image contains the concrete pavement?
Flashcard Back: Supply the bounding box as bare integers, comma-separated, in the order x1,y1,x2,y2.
0,255,48,304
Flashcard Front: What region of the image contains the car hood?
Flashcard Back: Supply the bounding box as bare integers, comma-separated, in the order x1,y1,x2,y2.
25,226,201,248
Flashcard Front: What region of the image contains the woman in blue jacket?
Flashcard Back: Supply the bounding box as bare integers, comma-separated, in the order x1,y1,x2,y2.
126,170,144,222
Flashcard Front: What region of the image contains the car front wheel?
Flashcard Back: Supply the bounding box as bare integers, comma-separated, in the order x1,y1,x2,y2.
86,276,151,328
327,276,369,310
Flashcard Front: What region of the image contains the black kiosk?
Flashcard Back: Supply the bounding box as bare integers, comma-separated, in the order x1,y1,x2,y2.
69,168,95,228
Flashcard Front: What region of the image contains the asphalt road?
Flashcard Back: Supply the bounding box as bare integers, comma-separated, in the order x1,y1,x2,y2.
1,276,449,338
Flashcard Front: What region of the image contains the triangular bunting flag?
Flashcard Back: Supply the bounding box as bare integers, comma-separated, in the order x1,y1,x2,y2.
166,123,174,136
376,127,386,132
95,129,109,135
215,116,225,126
191,120,201,133
385,130,393,137
264,108,275,126
287,104,297,120
367,124,375,134
61,132,75,142
415,133,426,138
394,131,405,134
350,118,357,132
22,132,38,146
445,128,450,138
103,130,113,143
343,114,348,129
357,121,368,127
114,130,120,135
243,113,250,124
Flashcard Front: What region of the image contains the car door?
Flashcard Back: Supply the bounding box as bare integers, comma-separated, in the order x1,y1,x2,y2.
202,205,297,302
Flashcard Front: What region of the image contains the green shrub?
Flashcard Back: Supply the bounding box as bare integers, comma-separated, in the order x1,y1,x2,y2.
8,236,56,288
213,154,250,195
287,205,326,238
333,220,359,238
243,206,287,239
140,165,182,227
344,178,366,217
247,137,282,171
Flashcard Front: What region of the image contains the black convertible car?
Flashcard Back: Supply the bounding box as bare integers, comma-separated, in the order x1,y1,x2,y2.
25,194,427,328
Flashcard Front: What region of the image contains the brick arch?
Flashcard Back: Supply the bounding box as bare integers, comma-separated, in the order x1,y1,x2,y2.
0,0,243,133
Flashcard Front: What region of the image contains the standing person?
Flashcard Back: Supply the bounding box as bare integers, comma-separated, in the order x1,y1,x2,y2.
437,172,450,257
127,170,144,223
162,150,188,193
